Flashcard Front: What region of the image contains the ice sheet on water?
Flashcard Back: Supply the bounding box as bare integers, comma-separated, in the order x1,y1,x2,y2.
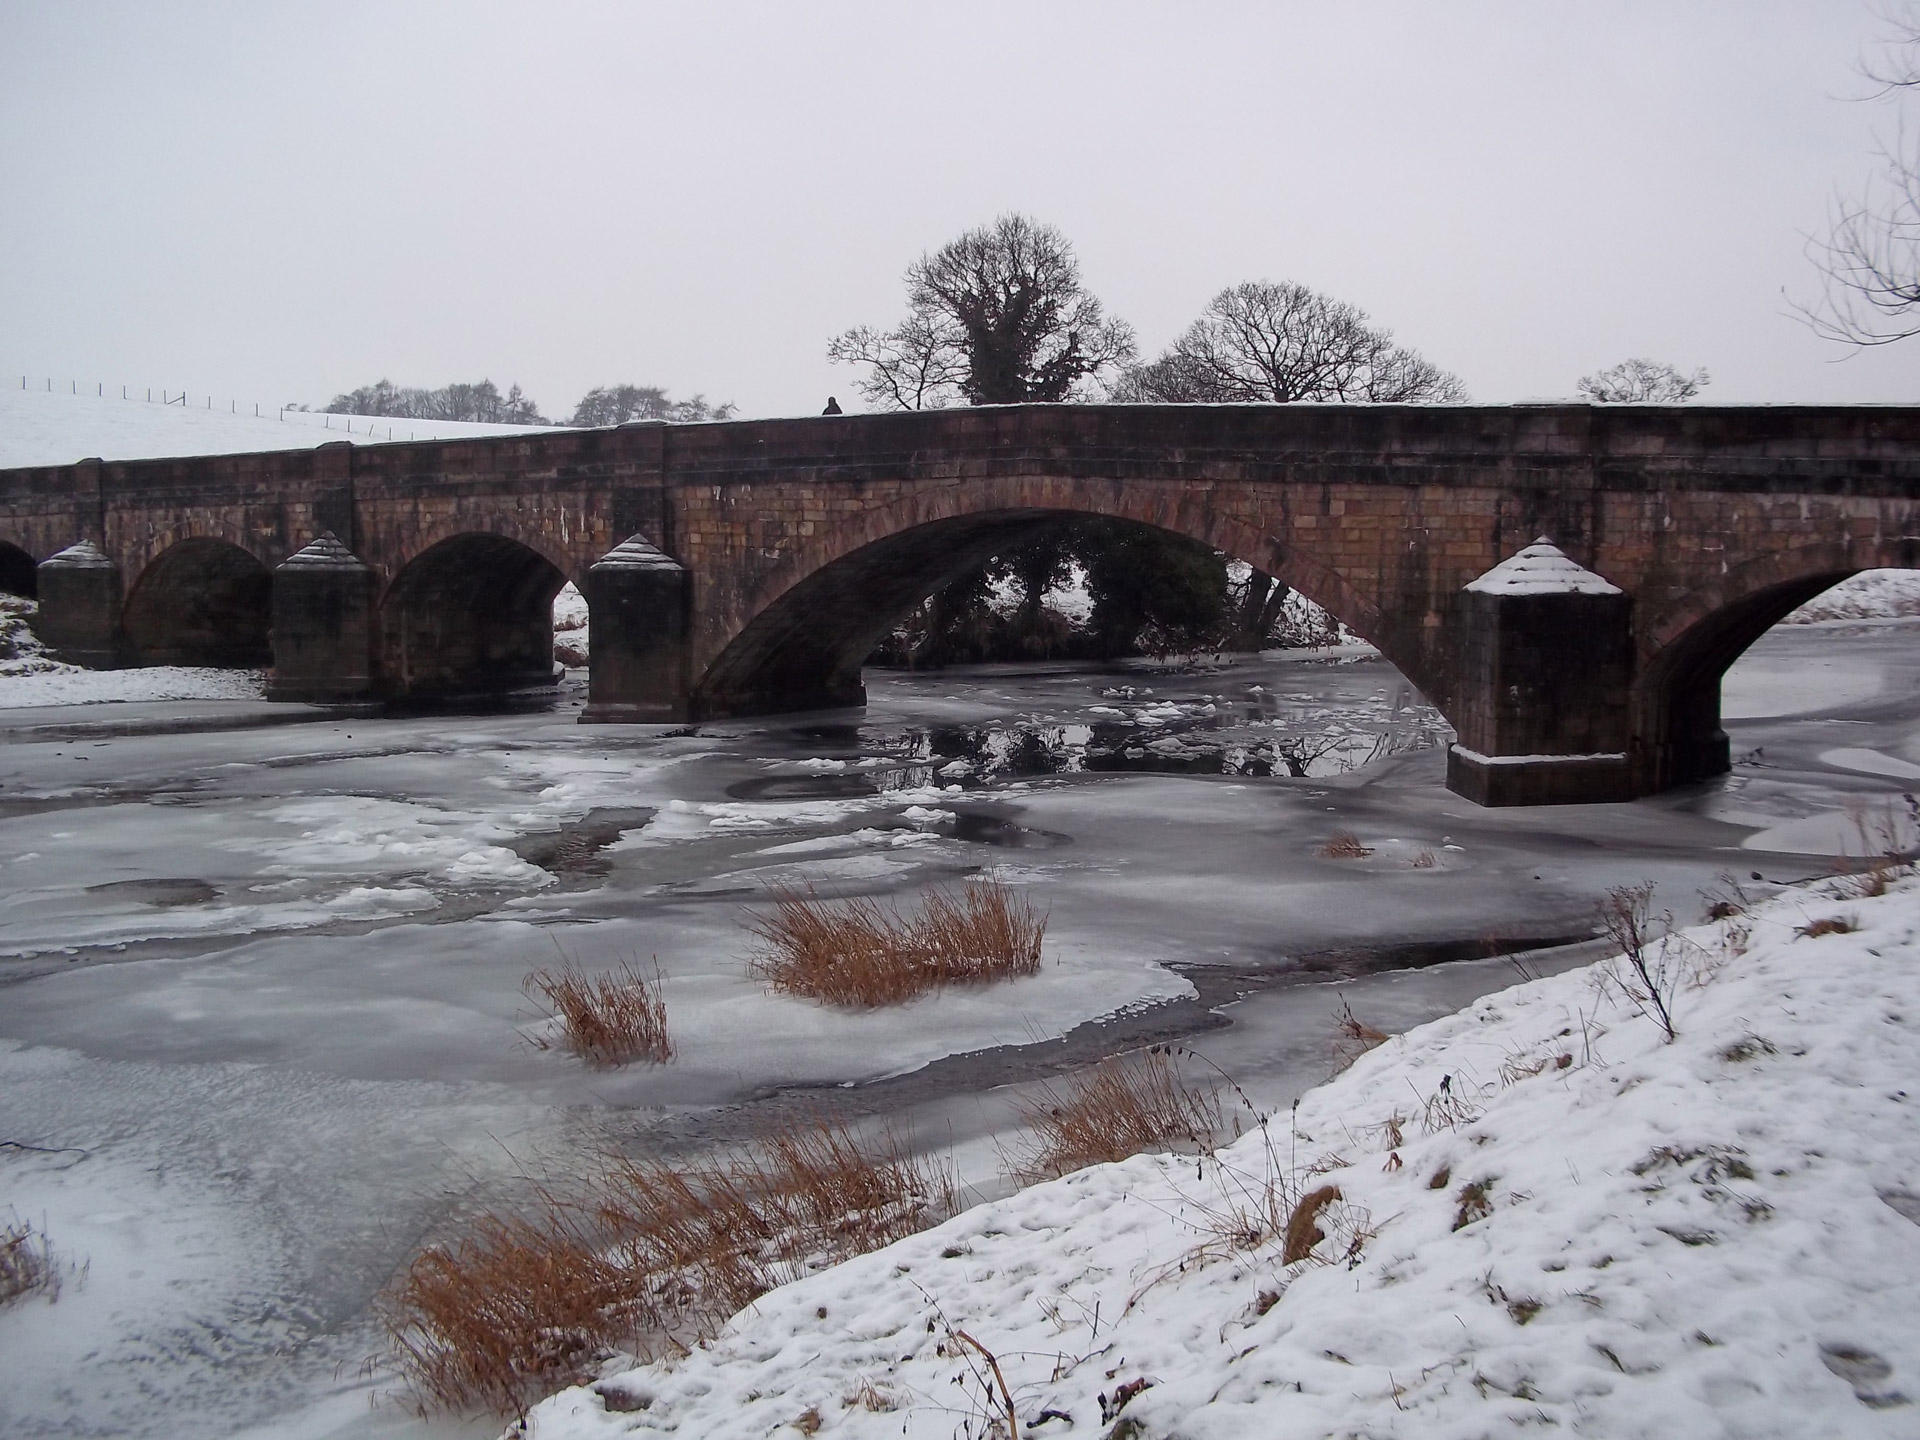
1822,747,1920,781
1722,650,1883,718
0,1038,554,1440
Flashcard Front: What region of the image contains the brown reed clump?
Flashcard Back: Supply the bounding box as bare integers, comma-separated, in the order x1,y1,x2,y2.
597,1119,955,1330
1319,831,1373,859
0,1214,63,1308
525,959,673,1066
1008,1048,1224,1182
746,881,1045,1007
379,1210,645,1420
379,1118,954,1418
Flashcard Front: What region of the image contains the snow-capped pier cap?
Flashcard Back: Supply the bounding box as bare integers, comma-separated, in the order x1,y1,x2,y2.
277,532,367,571
1464,537,1621,596
40,538,116,570
591,534,686,572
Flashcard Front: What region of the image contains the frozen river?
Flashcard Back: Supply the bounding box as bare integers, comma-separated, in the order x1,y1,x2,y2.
4,622,1920,1439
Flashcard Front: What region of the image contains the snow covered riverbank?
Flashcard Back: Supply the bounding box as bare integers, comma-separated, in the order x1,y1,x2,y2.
528,873,1920,1439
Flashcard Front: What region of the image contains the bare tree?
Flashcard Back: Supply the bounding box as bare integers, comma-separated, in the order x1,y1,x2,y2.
829,213,1136,409
826,313,970,411
1576,358,1710,403
1803,4,1920,345
1112,280,1462,648
1111,281,1466,405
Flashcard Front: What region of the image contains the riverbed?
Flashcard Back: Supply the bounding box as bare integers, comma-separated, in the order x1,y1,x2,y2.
4,622,1919,1439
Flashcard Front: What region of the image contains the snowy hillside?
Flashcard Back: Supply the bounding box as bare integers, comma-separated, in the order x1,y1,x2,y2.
529,874,1920,1439
1784,569,1920,622
0,384,560,469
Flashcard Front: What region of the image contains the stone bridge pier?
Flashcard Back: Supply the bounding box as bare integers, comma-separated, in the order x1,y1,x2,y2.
5,404,1920,807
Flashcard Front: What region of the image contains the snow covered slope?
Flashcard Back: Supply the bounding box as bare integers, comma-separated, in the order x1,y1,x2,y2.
0,593,264,706
0,384,559,469
1784,569,1920,623
529,875,1920,1439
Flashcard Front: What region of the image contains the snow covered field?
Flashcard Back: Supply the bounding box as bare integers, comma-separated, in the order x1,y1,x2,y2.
0,383,558,469
529,872,1920,1439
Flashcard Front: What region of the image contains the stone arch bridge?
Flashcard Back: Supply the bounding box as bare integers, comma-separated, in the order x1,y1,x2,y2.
4,403,1919,806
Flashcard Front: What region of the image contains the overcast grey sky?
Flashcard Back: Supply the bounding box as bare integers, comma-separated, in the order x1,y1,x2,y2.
5,1,1920,419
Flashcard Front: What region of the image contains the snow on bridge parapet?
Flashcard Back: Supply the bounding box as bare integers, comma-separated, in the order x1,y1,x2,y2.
1465,536,1623,596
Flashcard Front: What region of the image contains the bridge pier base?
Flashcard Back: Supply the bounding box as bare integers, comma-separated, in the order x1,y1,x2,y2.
579,535,691,724
1444,539,1636,807
34,540,126,668
268,534,376,703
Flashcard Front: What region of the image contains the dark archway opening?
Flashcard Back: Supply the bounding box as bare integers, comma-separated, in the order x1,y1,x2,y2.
381,534,567,702
692,507,1429,723
694,510,1084,717
0,541,37,599
123,538,272,667
1635,571,1864,792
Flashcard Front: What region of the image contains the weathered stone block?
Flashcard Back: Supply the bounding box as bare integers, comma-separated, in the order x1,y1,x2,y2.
1447,538,1634,806
35,540,124,668
269,533,375,703
580,534,691,724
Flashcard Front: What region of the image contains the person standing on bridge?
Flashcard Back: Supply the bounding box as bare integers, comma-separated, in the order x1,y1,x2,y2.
822,396,843,415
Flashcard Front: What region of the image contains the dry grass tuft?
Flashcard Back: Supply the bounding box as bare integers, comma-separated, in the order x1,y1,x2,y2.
379,1210,643,1419
1329,997,1390,1074
747,881,1045,1007
0,1214,64,1308
525,959,673,1066
1008,1047,1224,1182
597,1120,954,1329
1319,831,1373,859
1452,1177,1497,1231
381,1118,953,1418
1796,914,1856,939
1281,1185,1343,1264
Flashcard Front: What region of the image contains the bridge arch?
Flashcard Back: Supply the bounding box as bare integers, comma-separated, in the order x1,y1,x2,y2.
688,477,1434,720
379,532,568,701
0,540,36,598
124,537,272,667
1632,544,1913,790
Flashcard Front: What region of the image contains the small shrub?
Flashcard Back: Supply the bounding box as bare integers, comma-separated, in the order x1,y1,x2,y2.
1319,831,1373,859
525,959,673,1066
1595,882,1682,1042
1329,997,1389,1074
1841,794,1918,895
1419,1076,1486,1134
747,881,1045,1007
0,1214,63,1307
1008,1047,1223,1181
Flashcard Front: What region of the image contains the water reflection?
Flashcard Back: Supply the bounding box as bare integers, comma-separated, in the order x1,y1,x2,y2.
855,713,1446,786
